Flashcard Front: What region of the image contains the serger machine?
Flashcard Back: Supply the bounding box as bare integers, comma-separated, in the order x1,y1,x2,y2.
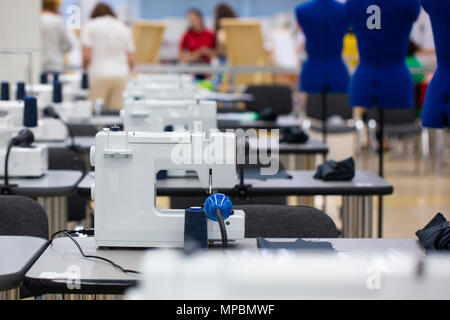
0,100,67,141
0,111,48,178
122,99,217,132
90,129,245,248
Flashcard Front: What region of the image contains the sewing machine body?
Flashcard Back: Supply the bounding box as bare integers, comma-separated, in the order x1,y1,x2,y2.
90,130,245,248
122,99,217,133
0,100,68,141
0,123,48,178
25,84,92,121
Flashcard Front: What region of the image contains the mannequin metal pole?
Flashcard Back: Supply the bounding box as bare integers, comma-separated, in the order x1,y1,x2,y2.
322,86,328,147
378,107,384,238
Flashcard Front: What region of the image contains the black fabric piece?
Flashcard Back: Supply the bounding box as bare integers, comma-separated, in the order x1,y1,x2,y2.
257,237,335,251
416,213,450,252
280,127,310,144
314,157,355,181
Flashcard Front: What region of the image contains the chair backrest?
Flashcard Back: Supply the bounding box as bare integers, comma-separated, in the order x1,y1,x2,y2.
221,18,273,86
133,22,165,64
235,205,339,238
67,124,98,137
0,196,48,239
306,93,353,121
245,85,293,115
48,148,87,172
364,108,417,124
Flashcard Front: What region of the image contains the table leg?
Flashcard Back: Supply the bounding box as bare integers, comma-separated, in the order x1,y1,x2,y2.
341,196,373,238
38,197,68,237
287,154,316,207
0,288,20,300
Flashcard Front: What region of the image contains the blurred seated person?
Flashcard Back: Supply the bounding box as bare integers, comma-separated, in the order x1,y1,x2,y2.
214,3,238,63
406,40,425,115
179,8,215,64
406,40,425,85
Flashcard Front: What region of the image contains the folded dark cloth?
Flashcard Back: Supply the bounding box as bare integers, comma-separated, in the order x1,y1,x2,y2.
280,127,309,144
257,237,335,251
416,213,450,252
314,157,355,181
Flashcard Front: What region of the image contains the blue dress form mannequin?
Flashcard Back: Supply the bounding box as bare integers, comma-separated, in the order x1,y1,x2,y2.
421,0,450,128
346,0,421,109
295,0,350,93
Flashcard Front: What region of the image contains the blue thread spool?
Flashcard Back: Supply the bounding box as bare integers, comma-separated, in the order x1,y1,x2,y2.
23,96,38,128
52,72,60,83
52,81,63,103
81,72,89,90
16,82,27,101
40,72,48,84
1,82,10,101
184,207,208,249
204,194,233,221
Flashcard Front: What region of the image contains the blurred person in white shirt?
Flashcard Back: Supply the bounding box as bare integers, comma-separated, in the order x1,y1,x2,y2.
81,3,135,111
41,0,72,73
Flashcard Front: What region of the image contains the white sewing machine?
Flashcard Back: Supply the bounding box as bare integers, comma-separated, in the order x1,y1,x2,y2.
124,83,197,101
0,100,68,142
26,84,92,121
90,129,245,248
122,99,217,132
0,113,48,178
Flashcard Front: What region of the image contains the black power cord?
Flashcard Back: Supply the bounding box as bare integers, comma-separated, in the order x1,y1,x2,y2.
2,129,35,195
43,106,77,150
215,209,228,249
3,141,14,187
49,229,140,275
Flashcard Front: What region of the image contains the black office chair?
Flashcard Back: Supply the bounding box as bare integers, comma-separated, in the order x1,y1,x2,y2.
244,85,293,116
67,124,98,137
0,196,48,299
364,108,422,160
0,196,48,239
364,107,420,135
48,148,87,222
305,93,355,134
235,205,339,238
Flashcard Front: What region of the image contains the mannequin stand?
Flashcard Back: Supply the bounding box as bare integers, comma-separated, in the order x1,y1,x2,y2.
322,87,328,147
377,106,385,238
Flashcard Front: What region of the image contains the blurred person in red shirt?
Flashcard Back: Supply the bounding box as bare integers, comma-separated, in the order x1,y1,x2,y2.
179,8,215,64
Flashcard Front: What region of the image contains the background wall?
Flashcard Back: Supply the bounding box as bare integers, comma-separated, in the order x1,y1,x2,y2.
0,0,42,86
58,0,308,63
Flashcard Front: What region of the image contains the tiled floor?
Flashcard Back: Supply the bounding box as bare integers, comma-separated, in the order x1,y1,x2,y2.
323,136,450,238
380,151,450,238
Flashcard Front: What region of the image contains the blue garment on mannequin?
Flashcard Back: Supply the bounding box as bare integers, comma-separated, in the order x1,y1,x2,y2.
421,0,450,128
346,0,421,109
295,0,350,93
